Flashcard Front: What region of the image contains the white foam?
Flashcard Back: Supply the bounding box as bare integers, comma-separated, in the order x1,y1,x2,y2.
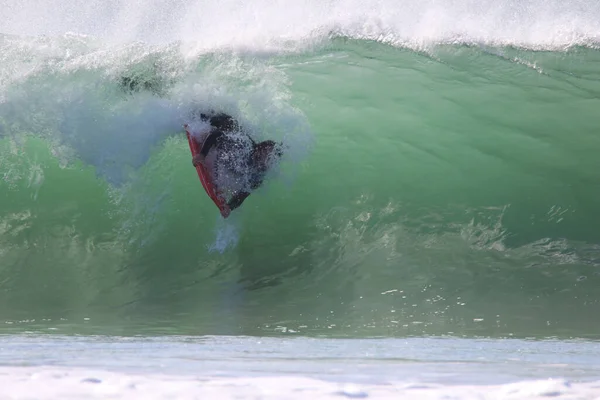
1,0,599,51
209,213,240,253
0,366,599,400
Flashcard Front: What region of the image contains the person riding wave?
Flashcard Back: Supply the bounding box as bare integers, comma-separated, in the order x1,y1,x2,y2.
191,112,282,218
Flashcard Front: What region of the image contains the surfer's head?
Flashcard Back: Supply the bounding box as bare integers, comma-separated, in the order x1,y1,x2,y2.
200,112,239,132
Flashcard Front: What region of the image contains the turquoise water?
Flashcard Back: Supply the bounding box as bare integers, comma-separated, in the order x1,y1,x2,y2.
1,0,600,341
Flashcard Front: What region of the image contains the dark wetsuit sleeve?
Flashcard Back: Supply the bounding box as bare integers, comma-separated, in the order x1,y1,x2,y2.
228,191,251,210
200,131,224,157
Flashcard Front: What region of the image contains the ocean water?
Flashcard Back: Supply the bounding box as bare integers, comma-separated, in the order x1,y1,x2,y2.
1,335,600,399
1,0,600,397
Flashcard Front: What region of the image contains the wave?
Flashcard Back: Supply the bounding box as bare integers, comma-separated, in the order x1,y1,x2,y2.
1,1,600,338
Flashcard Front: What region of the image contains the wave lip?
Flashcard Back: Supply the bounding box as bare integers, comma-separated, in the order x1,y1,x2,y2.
1,0,600,51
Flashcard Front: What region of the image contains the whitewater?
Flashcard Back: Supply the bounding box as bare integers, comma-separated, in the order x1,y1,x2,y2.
1,0,600,398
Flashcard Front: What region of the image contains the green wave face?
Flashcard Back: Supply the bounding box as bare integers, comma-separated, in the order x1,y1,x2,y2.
1,25,600,338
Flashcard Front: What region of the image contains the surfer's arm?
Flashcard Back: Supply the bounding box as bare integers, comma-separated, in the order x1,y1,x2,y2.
192,153,205,167
193,130,225,167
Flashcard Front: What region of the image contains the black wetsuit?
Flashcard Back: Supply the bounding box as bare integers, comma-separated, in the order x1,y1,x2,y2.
198,112,281,210
200,126,271,211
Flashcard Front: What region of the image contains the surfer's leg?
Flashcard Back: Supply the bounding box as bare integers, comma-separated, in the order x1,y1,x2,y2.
244,140,283,190
251,140,281,171
228,191,251,211
248,170,265,191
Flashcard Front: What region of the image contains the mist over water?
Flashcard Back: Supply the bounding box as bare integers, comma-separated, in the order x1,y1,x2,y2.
1,0,600,50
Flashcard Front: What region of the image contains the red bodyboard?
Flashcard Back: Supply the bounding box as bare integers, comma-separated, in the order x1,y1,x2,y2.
184,125,227,212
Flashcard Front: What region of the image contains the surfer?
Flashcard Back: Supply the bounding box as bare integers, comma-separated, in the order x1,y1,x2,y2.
191,112,282,218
